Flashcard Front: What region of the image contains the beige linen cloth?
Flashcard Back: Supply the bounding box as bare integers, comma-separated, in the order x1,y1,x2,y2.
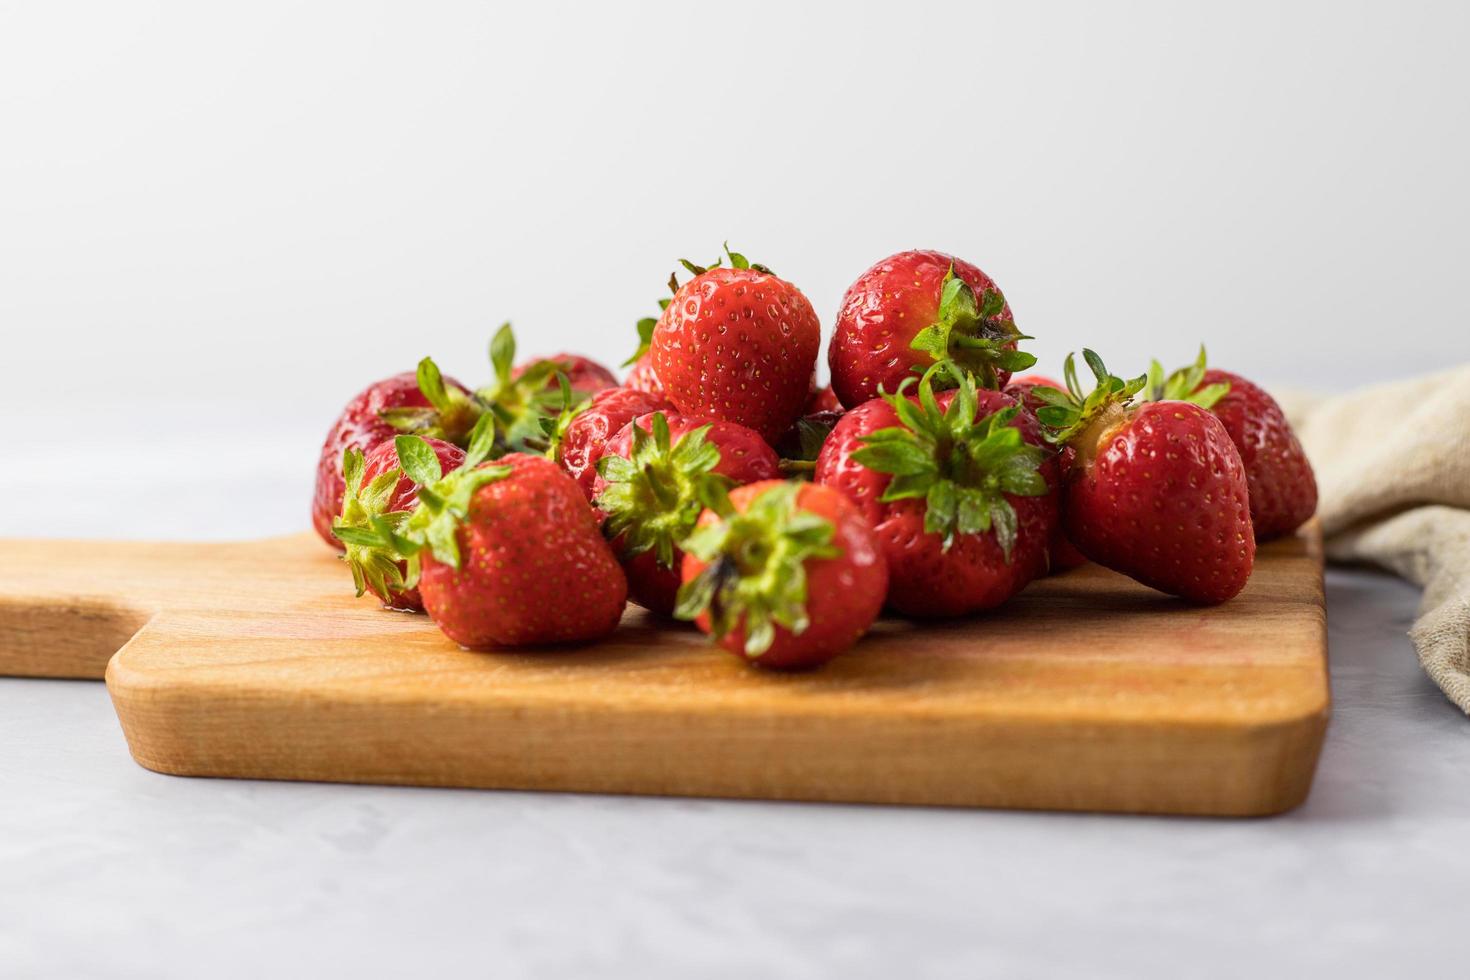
1276,364,1470,713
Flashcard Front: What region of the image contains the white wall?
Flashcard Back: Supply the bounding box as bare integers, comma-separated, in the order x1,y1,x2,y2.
2,1,1466,537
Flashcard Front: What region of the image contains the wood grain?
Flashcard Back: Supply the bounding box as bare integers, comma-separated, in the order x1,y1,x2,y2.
0,527,1329,814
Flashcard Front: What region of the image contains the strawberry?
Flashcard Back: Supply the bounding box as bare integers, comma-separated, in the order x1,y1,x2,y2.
546,386,672,498
804,384,842,414
676,481,888,669
1034,350,1255,603
330,436,465,610
312,368,469,549
393,418,628,648
1004,373,1088,572
593,412,780,613
815,367,1058,617
650,245,820,442
624,356,664,396
512,352,618,395
828,250,1033,408
1144,348,1318,541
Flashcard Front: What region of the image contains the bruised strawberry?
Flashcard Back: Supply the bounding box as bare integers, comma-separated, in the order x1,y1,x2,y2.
676,481,887,669
547,386,672,498
513,352,618,395
392,419,628,648
650,245,820,442
593,412,779,614
816,367,1057,617
828,250,1033,408
331,436,465,610
312,369,468,549
1037,350,1254,603
1004,373,1088,572
1145,348,1318,541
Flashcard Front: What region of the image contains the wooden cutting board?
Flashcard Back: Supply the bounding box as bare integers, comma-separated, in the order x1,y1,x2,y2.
0,527,1329,815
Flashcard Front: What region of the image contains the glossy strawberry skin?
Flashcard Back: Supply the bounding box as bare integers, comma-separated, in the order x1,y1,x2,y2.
1196,369,1317,541
650,266,821,442
592,413,781,614
512,353,618,394
312,372,468,550
682,481,888,669
558,387,672,498
357,437,466,611
418,454,628,648
1004,375,1088,572
829,250,1015,409
815,390,1058,617
1064,401,1255,604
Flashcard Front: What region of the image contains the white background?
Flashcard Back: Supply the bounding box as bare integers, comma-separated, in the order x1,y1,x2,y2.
2,0,1467,538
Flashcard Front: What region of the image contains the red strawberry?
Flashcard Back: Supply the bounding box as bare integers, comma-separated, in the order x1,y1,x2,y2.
549,386,672,498
1004,373,1088,573
624,356,664,395
513,352,618,395
828,250,1032,408
676,481,888,669
1036,350,1255,603
804,384,842,414
395,420,628,647
312,368,468,549
815,367,1058,617
1145,349,1317,540
593,412,780,614
650,246,820,442
331,436,465,610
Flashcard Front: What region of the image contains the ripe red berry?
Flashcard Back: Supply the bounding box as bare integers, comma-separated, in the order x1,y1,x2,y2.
677,481,888,669
650,249,820,443
816,367,1058,617
829,250,1032,408
1037,350,1255,603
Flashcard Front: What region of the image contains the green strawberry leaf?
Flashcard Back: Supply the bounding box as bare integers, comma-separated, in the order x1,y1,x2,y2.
850,363,1050,559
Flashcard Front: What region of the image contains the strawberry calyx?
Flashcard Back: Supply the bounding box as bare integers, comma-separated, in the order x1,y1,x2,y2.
1031,349,1147,461
475,322,572,454
389,414,511,581
380,356,486,447
674,482,840,658
1143,345,1232,410
537,373,594,464
673,242,773,283
330,447,413,602
851,364,1049,559
908,267,1036,389
595,413,733,570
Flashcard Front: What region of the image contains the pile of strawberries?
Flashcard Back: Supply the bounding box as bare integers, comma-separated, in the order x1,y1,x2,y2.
314,246,1318,670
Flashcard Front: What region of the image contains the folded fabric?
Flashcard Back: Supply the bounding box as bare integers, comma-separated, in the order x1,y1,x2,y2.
1277,364,1470,713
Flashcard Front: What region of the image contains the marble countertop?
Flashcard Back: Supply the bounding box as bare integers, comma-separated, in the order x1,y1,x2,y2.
2,564,1466,977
